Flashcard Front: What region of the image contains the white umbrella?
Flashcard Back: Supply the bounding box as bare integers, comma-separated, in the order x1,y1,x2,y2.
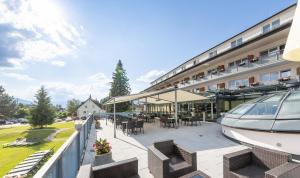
283,3,300,61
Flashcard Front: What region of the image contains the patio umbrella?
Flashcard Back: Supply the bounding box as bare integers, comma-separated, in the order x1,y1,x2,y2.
283,4,300,61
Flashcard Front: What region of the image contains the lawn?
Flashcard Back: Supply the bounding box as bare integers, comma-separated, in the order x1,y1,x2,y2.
0,121,75,177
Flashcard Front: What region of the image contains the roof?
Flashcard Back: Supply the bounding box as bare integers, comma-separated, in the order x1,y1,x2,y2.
104,88,208,105
77,96,101,110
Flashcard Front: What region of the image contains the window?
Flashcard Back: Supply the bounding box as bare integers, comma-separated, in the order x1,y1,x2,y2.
237,38,243,46
268,47,278,56
181,66,186,70
272,19,280,29
260,50,269,58
208,84,217,90
193,60,197,65
280,69,291,78
228,79,249,89
263,24,270,34
209,50,217,57
231,38,243,48
85,105,87,108
260,72,279,83
228,62,235,69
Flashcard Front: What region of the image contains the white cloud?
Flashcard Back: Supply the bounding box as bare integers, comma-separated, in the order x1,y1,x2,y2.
0,0,84,68
3,72,35,81
51,60,66,67
88,72,111,84
136,70,165,83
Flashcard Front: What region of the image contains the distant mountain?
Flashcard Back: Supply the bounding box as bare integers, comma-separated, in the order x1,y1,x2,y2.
16,98,33,105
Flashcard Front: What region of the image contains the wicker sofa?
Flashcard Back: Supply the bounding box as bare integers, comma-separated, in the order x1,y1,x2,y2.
77,157,139,178
223,146,300,178
148,140,197,178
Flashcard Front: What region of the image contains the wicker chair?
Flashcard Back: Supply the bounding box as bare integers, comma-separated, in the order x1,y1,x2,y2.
223,146,300,178
148,140,197,178
77,158,139,178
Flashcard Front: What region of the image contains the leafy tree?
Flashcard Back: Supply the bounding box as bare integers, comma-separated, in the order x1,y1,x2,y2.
0,86,17,119
67,99,81,116
109,60,131,111
29,86,55,128
56,111,68,119
15,107,30,118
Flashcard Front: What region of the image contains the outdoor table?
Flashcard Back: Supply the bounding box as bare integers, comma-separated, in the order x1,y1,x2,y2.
167,118,176,128
179,170,211,178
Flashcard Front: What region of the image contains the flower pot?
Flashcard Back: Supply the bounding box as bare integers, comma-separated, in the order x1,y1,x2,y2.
94,152,112,166
75,123,82,131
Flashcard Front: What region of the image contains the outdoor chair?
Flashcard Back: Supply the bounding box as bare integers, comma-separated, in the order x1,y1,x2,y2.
223,146,300,178
136,120,144,134
148,140,197,178
77,157,139,178
126,121,136,135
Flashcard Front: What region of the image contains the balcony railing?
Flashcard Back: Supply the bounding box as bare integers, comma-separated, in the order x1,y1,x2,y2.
177,52,287,89
33,116,93,178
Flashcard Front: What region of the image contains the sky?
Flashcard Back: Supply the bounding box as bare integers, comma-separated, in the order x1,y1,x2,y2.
0,0,296,106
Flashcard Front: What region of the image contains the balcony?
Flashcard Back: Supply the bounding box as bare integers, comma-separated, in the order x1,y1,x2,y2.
177,52,288,89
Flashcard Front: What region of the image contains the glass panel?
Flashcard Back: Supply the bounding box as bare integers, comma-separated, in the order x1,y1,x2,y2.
270,72,279,81
231,41,236,48
260,73,270,82
280,70,291,78
245,102,279,116
278,92,300,115
268,47,278,56
263,24,270,33
230,104,254,115
237,38,243,45
272,19,280,29
263,93,285,102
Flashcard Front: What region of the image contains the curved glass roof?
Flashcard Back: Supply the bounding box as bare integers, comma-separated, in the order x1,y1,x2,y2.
221,90,300,132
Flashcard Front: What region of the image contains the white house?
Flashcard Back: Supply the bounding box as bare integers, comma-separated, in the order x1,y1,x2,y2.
77,95,102,119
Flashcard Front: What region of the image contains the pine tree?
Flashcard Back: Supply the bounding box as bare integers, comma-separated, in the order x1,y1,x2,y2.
0,86,17,119
109,60,131,111
29,86,55,128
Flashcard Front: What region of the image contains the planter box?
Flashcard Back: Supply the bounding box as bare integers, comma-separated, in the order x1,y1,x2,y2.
94,152,112,166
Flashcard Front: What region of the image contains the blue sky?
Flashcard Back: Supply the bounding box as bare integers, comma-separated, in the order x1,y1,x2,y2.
0,0,296,106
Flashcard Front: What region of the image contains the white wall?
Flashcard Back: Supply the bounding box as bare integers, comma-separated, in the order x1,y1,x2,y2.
77,99,102,119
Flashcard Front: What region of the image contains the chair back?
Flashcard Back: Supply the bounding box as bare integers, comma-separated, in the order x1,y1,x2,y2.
136,120,144,128
127,121,135,129
154,140,174,156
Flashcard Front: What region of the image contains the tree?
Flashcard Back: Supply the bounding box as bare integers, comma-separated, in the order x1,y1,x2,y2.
29,86,55,128
109,60,131,111
0,86,17,119
15,106,30,118
66,99,81,116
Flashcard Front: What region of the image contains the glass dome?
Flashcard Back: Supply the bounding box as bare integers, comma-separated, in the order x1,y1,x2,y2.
221,90,300,132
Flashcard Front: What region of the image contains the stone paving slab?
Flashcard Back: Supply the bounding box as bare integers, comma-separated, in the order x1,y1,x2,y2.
96,120,247,178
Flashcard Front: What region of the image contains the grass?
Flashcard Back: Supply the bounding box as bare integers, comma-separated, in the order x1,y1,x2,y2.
0,121,75,177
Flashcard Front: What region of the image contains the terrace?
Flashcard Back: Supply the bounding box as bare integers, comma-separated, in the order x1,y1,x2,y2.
91,119,247,178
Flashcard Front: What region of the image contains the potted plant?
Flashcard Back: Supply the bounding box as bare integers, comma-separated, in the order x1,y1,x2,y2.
93,138,112,166
95,120,101,129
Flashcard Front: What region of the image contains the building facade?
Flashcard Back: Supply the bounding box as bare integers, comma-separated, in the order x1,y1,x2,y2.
145,4,300,120
77,96,102,119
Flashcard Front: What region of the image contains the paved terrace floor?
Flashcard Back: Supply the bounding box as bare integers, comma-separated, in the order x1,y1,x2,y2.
95,120,247,178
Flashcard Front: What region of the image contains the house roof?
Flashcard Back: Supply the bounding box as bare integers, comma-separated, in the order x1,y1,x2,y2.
77,95,101,110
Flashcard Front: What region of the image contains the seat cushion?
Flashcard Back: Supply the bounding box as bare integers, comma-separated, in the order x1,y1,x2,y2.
232,164,268,178
168,155,191,172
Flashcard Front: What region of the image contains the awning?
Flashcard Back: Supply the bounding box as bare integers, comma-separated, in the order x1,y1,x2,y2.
104,88,208,105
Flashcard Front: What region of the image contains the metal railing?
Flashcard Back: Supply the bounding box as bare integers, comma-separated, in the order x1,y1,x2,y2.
33,116,93,178
177,53,287,89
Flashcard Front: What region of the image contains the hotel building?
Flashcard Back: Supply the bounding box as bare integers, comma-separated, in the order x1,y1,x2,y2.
144,4,300,120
